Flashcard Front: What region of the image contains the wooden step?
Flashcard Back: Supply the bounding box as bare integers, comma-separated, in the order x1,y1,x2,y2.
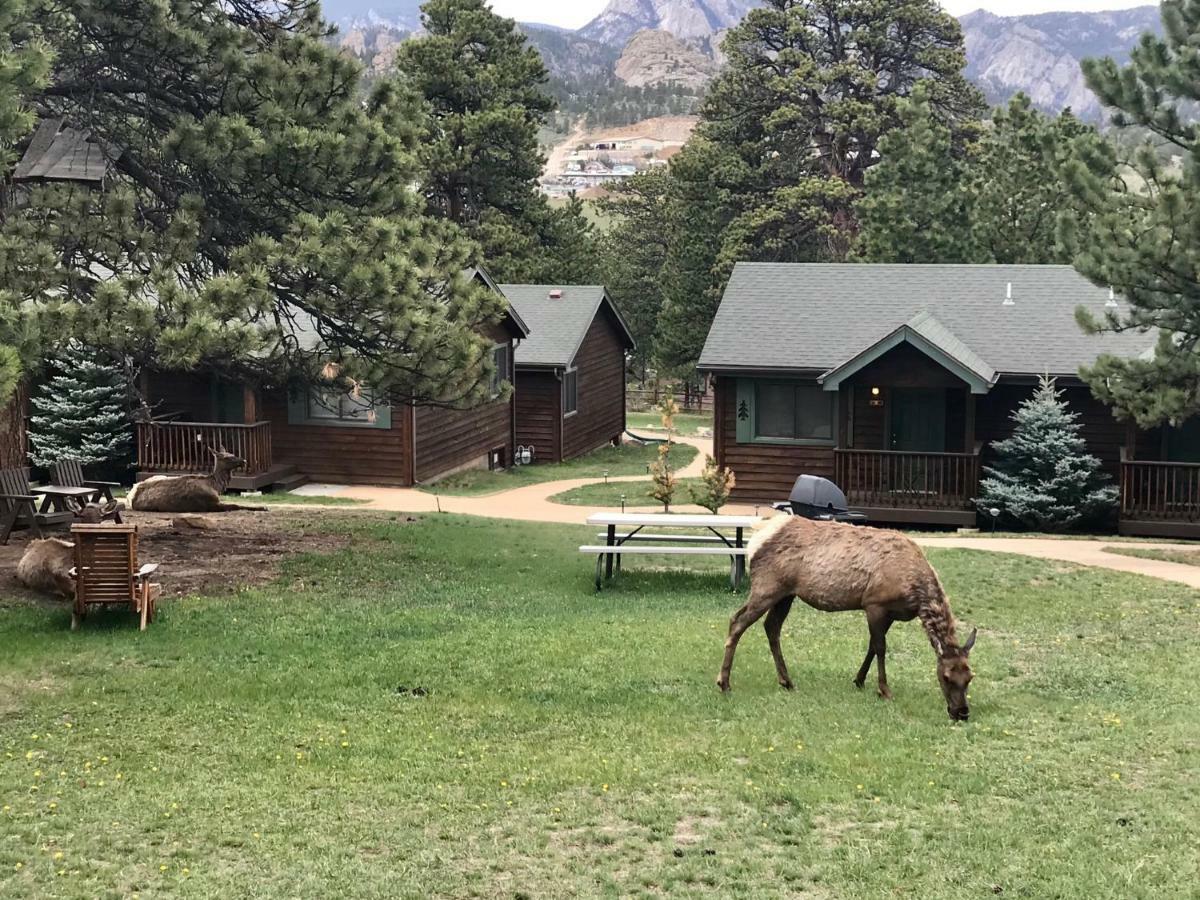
271,472,310,492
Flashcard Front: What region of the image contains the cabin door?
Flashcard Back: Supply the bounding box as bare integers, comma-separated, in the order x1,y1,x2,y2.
889,389,946,452
212,379,246,424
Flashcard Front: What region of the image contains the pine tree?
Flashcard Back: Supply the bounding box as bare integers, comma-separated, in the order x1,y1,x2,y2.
0,0,50,400
3,0,504,409
1063,0,1200,427
689,455,736,514
648,396,679,512
29,359,130,468
392,0,594,282
856,87,972,263
978,376,1117,531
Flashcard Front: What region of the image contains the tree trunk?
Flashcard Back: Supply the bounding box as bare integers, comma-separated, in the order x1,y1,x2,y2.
0,385,28,468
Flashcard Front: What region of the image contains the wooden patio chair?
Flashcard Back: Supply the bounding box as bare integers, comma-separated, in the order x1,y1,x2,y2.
51,459,124,522
69,524,161,631
0,466,74,545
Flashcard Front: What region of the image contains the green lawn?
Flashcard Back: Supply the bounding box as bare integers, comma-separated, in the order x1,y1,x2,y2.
420,441,698,496
626,410,713,437
550,477,705,507
2,513,1198,897
1105,545,1200,566
234,491,367,507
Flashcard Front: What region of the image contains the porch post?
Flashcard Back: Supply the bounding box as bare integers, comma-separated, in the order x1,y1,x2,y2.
964,393,976,454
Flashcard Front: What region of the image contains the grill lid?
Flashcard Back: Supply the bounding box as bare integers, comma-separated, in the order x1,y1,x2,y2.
787,474,850,512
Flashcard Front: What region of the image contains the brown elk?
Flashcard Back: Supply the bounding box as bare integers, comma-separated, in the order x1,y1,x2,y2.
717,515,977,721
127,447,263,512
16,501,118,597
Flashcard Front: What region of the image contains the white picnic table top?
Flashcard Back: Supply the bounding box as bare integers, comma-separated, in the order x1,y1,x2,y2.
586,512,762,529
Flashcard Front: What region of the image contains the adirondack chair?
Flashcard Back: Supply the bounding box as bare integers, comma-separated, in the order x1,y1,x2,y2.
51,460,124,522
69,524,161,631
0,467,74,545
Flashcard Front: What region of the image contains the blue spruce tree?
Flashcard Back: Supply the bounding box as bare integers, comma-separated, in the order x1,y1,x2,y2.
29,360,130,468
979,375,1117,531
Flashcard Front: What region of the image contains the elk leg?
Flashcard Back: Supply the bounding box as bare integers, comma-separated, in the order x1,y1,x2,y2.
867,608,895,700
717,587,777,692
853,642,876,690
763,597,796,690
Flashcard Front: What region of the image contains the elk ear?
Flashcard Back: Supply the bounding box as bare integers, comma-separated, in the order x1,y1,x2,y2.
208,445,220,457
962,628,977,654
103,500,118,516
65,497,83,516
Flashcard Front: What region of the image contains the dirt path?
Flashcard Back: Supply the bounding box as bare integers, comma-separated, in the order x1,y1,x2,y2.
543,121,587,181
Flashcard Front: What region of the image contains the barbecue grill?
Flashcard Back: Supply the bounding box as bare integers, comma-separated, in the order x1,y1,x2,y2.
773,474,868,524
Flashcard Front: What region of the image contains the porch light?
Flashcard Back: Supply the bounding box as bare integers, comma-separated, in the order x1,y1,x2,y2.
869,386,883,408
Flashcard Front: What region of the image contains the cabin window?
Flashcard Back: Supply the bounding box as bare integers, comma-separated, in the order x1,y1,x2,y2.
563,368,579,417
490,343,511,398
288,385,392,429
736,379,834,445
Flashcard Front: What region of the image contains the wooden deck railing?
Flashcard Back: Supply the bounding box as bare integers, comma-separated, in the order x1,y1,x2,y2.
1120,460,1200,521
136,421,273,475
835,449,981,510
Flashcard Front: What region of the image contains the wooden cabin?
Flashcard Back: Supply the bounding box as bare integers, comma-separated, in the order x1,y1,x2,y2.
500,284,635,464
699,263,1195,537
138,268,530,489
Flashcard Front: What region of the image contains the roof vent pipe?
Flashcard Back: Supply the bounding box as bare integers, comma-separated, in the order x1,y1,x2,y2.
1003,282,1014,306
548,289,563,300
1106,287,1119,308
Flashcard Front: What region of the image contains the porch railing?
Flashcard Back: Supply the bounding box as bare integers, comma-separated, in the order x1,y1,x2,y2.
1120,459,1200,521
835,449,981,510
136,421,273,476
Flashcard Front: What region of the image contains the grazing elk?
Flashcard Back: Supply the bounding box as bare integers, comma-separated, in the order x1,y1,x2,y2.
16,501,117,597
717,515,977,721
127,447,263,512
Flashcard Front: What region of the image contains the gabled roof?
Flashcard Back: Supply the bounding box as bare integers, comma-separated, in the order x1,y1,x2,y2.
820,310,997,394
13,119,117,184
698,263,1155,379
499,284,636,368
465,266,529,339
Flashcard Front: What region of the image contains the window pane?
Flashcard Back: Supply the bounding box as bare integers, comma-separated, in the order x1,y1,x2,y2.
307,389,344,420
491,344,509,396
564,370,578,414
755,383,796,438
794,385,833,440
340,389,376,423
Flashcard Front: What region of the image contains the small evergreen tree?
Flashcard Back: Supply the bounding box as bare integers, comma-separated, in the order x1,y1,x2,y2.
648,396,679,512
689,455,735,514
978,376,1116,531
29,360,130,468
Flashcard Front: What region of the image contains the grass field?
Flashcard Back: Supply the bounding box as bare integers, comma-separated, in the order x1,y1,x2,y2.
550,477,705,507
626,410,713,437
2,513,1198,898
419,442,698,496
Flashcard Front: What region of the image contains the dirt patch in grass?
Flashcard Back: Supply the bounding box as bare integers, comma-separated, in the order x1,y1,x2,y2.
1104,546,1200,567
0,672,60,718
0,509,358,603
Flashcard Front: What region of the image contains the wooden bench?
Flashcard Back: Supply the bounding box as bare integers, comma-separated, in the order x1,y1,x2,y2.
0,467,75,544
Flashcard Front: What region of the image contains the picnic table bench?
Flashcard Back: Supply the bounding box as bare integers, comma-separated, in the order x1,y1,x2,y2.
581,512,761,591
0,467,93,544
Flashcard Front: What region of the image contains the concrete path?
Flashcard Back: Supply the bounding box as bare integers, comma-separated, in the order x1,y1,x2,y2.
327,434,715,526
910,536,1200,589
294,436,1200,589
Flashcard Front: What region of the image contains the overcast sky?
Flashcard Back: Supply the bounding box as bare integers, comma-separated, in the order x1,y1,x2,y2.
492,1,1157,30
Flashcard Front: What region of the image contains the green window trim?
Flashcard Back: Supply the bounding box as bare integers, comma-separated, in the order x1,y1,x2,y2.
735,378,837,446
287,385,393,430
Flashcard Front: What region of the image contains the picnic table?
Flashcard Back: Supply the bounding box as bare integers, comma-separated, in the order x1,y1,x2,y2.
582,512,761,591
33,485,97,514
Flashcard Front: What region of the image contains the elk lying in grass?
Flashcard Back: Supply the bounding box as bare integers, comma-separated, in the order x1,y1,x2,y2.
16,501,116,597
127,447,263,512
718,515,977,721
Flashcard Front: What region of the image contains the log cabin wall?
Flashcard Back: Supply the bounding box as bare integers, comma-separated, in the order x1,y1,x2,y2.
263,388,414,486
714,377,836,502
560,307,627,460
414,321,516,483
515,370,561,463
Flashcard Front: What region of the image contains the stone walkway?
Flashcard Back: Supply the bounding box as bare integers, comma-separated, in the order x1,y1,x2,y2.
295,436,1200,589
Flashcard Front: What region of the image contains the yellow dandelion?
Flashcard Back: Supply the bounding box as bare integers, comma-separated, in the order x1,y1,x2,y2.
33,770,42,777
160,865,168,872
856,784,864,791
183,868,190,875
341,741,349,748
500,781,508,787
767,746,775,752
48,802,57,810
53,852,63,860
1111,772,1121,781
14,862,23,870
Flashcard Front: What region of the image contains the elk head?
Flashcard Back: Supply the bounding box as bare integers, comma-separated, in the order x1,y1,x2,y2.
932,628,976,722
208,445,246,473
65,498,119,524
